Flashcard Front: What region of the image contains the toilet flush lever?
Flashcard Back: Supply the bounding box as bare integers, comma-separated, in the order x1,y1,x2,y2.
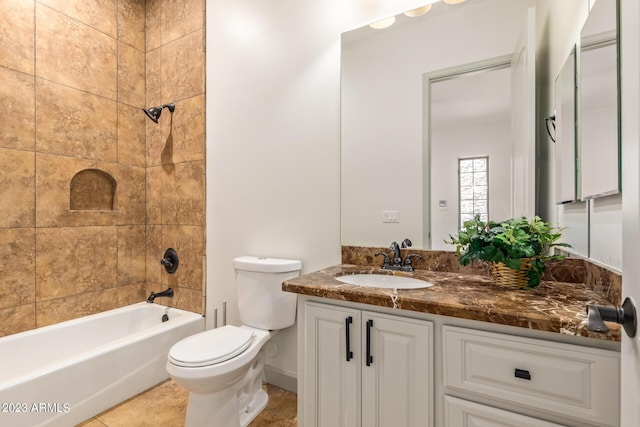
586,297,637,338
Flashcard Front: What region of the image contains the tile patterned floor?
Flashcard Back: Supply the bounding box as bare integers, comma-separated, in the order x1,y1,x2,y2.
77,380,297,427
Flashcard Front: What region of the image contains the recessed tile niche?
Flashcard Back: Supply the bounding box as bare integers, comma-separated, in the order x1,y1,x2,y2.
70,169,117,210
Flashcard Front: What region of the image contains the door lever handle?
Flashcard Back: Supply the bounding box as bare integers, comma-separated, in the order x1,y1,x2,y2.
587,297,637,338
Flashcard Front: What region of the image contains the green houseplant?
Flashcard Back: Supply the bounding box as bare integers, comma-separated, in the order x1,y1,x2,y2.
446,216,569,288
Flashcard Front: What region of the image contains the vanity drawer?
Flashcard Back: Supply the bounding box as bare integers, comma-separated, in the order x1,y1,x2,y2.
444,395,564,427
443,326,619,427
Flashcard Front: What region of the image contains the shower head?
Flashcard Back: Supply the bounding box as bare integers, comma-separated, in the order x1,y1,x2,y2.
143,103,175,123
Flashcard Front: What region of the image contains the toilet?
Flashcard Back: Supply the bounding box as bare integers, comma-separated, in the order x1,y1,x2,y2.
166,256,301,427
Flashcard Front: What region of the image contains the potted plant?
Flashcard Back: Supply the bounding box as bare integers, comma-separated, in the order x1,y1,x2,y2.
446,216,570,288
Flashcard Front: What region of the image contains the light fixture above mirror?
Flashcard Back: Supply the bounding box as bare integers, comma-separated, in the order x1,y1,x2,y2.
368,0,443,30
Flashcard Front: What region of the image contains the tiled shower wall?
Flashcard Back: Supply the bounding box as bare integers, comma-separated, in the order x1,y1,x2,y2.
0,0,205,338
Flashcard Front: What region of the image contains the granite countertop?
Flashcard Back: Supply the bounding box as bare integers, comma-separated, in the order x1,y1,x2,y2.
282,264,621,342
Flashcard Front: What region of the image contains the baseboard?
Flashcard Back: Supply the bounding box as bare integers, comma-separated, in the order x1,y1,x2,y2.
264,365,297,393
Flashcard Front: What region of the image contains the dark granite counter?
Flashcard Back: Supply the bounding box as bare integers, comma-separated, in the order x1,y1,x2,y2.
282,264,621,342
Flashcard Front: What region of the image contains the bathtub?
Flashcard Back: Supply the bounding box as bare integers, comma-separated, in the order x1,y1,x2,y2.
0,302,204,427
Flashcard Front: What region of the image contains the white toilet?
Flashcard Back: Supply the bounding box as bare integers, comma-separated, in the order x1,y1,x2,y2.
166,256,301,427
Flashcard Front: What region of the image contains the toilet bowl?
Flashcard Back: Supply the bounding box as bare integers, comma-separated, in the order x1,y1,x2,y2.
166,256,301,427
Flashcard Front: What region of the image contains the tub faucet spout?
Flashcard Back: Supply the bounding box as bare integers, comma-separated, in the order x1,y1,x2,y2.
147,287,174,303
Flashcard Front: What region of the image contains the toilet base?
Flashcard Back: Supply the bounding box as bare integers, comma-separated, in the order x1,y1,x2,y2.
184,350,268,427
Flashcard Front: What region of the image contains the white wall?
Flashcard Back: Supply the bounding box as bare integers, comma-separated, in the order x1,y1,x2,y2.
205,0,433,389
341,0,533,249
431,118,513,249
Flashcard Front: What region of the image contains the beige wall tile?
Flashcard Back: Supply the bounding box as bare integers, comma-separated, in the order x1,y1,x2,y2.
145,49,163,108
118,42,145,108
147,95,205,165
0,304,35,337
0,0,34,75
118,103,146,167
161,0,204,45
118,0,145,51
0,67,35,150
162,225,204,291
172,286,203,314
36,288,118,327
36,79,118,162
146,225,163,284
146,111,172,167
36,226,118,301
36,4,117,100
162,161,205,225
146,166,163,224
145,0,162,52
0,228,35,309
0,149,35,228
37,0,117,38
118,225,146,285
117,164,145,225
36,154,118,227
117,283,147,307
161,30,205,102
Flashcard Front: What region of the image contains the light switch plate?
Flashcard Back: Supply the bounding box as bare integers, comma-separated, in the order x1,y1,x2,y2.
382,210,399,223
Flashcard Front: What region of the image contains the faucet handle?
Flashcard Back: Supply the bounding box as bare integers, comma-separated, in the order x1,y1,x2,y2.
404,254,423,265
401,238,412,249
374,252,391,266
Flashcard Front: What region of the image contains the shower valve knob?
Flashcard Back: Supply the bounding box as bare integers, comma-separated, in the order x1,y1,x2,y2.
160,248,179,274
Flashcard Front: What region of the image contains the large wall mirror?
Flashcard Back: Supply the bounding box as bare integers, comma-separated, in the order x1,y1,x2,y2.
341,0,535,250
578,0,619,199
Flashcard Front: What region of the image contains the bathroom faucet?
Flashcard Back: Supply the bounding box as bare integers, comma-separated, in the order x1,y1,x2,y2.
147,287,174,303
389,241,402,266
377,240,423,272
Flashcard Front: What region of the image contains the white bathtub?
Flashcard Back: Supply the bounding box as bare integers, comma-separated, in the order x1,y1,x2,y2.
0,302,205,427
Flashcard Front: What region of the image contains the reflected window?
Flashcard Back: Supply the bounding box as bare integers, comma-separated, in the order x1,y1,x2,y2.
459,156,488,227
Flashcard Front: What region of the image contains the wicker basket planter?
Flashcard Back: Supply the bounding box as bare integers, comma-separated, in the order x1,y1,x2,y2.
490,259,532,289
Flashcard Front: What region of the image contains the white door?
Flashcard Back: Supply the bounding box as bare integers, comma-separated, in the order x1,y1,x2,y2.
304,303,361,427
361,312,433,427
620,0,640,424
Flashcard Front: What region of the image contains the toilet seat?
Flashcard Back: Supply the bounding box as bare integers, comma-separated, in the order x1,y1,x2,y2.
169,325,255,368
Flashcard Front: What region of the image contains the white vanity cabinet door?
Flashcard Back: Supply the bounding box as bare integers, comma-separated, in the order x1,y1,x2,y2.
361,311,433,427
303,302,433,427
443,326,620,426
304,302,361,427
444,396,565,427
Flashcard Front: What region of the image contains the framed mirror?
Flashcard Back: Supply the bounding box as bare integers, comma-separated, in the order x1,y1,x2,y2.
578,0,619,199
554,48,577,204
340,0,535,249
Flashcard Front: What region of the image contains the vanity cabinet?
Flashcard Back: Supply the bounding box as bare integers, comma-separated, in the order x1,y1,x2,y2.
302,301,433,427
443,326,620,427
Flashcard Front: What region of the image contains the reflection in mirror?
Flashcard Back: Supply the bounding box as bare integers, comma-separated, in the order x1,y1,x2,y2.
554,48,577,204
340,0,535,249
429,63,513,250
579,0,619,199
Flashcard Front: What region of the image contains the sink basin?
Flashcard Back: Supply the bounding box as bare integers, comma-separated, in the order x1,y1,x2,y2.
335,273,433,289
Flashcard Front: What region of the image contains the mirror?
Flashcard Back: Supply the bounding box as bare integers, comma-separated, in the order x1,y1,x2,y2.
554,48,577,204
341,0,535,249
578,0,619,200
428,61,514,250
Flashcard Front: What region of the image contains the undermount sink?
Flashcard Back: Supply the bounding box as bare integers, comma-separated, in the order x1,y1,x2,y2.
335,273,433,289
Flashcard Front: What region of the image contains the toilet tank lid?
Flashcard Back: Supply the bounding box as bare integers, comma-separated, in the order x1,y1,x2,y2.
233,256,302,273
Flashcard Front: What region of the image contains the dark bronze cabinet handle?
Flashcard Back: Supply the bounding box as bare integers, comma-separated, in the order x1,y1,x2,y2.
366,319,374,366
345,317,353,361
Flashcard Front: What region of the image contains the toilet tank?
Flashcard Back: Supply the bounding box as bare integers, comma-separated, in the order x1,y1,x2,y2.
233,256,302,330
